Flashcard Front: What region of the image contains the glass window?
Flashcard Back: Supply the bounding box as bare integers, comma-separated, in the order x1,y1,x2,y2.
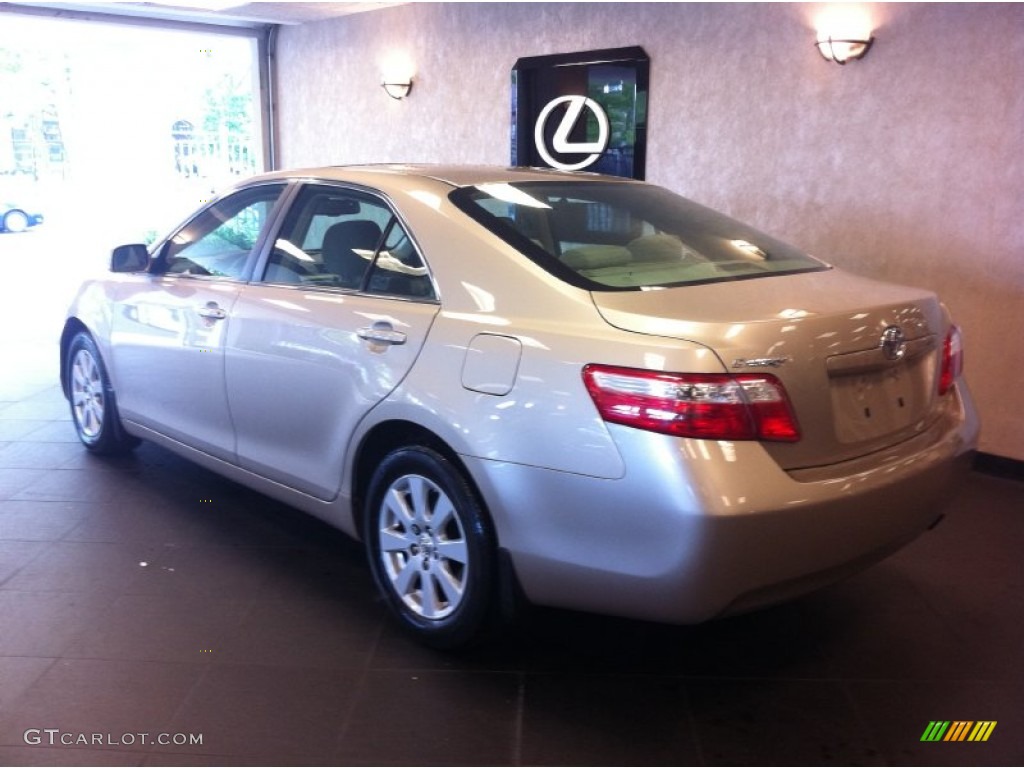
365,221,434,299
450,181,828,291
263,185,435,299
160,184,284,280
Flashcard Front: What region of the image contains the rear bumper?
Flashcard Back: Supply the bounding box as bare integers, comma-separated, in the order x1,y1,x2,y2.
464,385,979,624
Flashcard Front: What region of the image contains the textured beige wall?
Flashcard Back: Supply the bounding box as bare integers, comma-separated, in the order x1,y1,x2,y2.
277,2,1024,461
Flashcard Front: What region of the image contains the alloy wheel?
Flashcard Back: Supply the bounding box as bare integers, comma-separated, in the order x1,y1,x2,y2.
376,473,470,621
71,348,106,440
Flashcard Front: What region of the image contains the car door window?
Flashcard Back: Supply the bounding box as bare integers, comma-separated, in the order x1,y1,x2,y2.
262,185,435,299
364,220,434,298
161,184,285,279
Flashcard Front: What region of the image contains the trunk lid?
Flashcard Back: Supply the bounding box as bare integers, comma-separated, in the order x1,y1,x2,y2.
592,269,948,470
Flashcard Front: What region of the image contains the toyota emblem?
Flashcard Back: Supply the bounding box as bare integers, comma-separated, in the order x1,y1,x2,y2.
880,326,907,361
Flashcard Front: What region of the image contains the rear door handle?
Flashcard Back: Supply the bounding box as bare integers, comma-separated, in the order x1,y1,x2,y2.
357,323,407,346
196,302,227,321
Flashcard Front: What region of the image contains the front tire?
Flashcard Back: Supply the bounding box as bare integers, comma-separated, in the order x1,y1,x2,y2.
364,446,497,649
66,332,139,455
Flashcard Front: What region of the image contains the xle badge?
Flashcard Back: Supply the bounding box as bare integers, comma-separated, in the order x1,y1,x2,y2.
534,95,610,171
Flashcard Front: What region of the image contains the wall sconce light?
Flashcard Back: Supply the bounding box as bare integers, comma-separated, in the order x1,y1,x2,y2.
815,34,874,65
381,52,415,99
813,4,875,65
381,77,413,100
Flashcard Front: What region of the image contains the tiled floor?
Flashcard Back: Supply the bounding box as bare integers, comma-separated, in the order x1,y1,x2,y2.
0,244,1022,764
0,377,1021,766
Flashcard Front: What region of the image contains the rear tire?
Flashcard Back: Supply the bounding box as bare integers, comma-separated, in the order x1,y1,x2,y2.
66,332,139,455
364,446,497,649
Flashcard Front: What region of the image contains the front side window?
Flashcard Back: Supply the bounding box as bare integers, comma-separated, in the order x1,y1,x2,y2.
160,184,285,279
450,181,828,291
262,184,435,299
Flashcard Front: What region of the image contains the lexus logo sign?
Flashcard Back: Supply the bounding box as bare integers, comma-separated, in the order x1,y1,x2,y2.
533,95,610,171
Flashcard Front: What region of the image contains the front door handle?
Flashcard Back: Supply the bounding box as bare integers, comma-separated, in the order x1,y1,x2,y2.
357,322,407,346
196,302,227,321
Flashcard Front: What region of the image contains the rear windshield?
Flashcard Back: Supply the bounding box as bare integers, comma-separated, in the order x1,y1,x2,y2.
449,181,828,291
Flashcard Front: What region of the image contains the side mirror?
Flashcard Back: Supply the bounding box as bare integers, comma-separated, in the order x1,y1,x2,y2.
111,243,150,273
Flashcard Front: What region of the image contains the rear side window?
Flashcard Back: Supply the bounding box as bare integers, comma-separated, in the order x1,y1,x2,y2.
450,181,827,291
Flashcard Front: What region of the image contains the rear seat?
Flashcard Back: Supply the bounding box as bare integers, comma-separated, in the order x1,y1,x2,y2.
627,233,704,263
560,245,633,271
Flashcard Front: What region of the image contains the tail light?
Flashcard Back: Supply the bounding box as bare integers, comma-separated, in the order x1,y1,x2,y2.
582,364,800,442
938,325,964,396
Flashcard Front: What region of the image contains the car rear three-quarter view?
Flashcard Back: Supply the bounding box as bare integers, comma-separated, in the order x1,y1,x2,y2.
61,165,980,648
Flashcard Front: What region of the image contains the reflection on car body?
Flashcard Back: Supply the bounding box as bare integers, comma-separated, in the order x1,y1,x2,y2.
61,165,979,648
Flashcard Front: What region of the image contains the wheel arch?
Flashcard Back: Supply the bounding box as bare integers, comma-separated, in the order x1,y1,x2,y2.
352,418,526,641
351,420,481,541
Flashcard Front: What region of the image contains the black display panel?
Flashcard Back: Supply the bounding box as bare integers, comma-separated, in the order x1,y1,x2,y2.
511,46,649,180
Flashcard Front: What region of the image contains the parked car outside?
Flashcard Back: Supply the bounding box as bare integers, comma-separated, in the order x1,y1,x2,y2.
1,201,44,233
60,165,979,647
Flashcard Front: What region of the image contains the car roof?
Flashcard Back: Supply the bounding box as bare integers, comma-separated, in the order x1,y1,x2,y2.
254,164,638,189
